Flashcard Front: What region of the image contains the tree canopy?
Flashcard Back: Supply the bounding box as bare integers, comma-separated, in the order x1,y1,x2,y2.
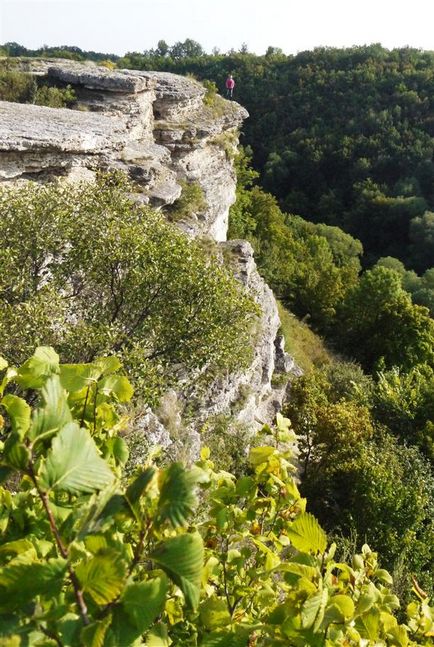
0,173,258,405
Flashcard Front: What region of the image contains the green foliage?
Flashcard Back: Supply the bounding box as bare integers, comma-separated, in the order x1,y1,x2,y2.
229,147,362,329
201,79,227,117
227,146,260,240
409,211,434,273
276,301,332,373
165,180,208,222
199,414,252,476
373,364,434,459
286,363,434,601
335,266,434,371
0,348,204,644
0,61,75,107
1,356,433,646
34,83,76,108
0,62,36,102
1,43,119,62
0,173,257,406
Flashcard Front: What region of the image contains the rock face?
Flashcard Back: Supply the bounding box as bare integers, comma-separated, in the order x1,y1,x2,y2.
0,60,299,456
189,240,301,425
0,61,247,240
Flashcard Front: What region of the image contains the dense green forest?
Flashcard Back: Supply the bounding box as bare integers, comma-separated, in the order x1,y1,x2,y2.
1,42,434,643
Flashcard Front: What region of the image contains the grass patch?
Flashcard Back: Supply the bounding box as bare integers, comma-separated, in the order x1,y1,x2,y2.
166,180,208,222
202,79,228,117
210,130,239,160
277,300,334,373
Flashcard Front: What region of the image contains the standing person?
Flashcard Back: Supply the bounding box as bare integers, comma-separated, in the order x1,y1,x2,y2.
225,74,235,98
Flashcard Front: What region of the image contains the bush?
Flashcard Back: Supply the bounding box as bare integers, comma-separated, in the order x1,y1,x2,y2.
0,65,36,102
0,173,258,406
0,349,432,645
165,180,208,222
286,364,434,601
34,83,76,108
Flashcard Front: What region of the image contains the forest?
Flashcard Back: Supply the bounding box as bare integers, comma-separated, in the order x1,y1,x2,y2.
0,41,434,645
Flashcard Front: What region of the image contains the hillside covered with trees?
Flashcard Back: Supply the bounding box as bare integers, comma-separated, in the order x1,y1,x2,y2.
1,43,434,644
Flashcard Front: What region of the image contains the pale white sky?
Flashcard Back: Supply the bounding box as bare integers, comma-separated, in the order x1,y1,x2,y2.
0,0,433,56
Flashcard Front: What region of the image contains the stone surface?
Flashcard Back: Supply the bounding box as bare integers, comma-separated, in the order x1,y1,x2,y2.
0,101,127,153
48,64,153,93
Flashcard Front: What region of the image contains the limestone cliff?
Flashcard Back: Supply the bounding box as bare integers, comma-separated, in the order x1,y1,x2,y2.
0,61,245,240
0,60,299,454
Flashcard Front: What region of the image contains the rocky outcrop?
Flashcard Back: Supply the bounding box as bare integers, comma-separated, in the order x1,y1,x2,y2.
0,61,247,240
0,60,299,456
191,240,300,426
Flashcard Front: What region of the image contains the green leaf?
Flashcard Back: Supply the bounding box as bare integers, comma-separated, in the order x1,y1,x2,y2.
235,476,256,497
356,592,376,615
57,613,81,647
145,624,170,646
81,614,112,647
278,562,318,580
61,362,132,401
0,539,36,560
354,609,380,640
76,486,128,538
286,512,327,554
0,613,23,639
3,434,30,470
198,631,250,647
99,375,133,403
93,357,122,376
387,625,409,646
121,576,168,634
40,422,115,494
325,594,355,624
30,375,72,441
375,568,393,585
0,635,21,647
125,467,156,505
16,346,59,389
1,395,30,439
0,358,8,372
151,532,204,610
108,608,143,647
0,558,67,611
248,446,275,467
76,550,125,605
156,463,199,528
199,598,231,630
106,437,129,465
59,364,99,393
301,589,328,629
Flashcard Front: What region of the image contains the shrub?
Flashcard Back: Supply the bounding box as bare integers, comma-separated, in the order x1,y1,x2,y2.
165,180,208,222
0,173,257,406
34,83,76,108
0,65,36,102
0,349,433,645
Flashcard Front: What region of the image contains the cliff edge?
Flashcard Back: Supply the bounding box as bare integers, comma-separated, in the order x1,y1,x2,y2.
0,60,300,455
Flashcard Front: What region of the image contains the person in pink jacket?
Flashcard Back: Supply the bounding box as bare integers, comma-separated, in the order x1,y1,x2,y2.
225,74,235,98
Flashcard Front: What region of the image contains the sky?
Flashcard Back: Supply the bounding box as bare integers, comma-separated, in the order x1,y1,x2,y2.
1,0,434,56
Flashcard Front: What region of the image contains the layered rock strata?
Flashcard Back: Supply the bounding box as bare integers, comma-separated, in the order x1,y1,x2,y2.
0,60,299,455
0,62,246,239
